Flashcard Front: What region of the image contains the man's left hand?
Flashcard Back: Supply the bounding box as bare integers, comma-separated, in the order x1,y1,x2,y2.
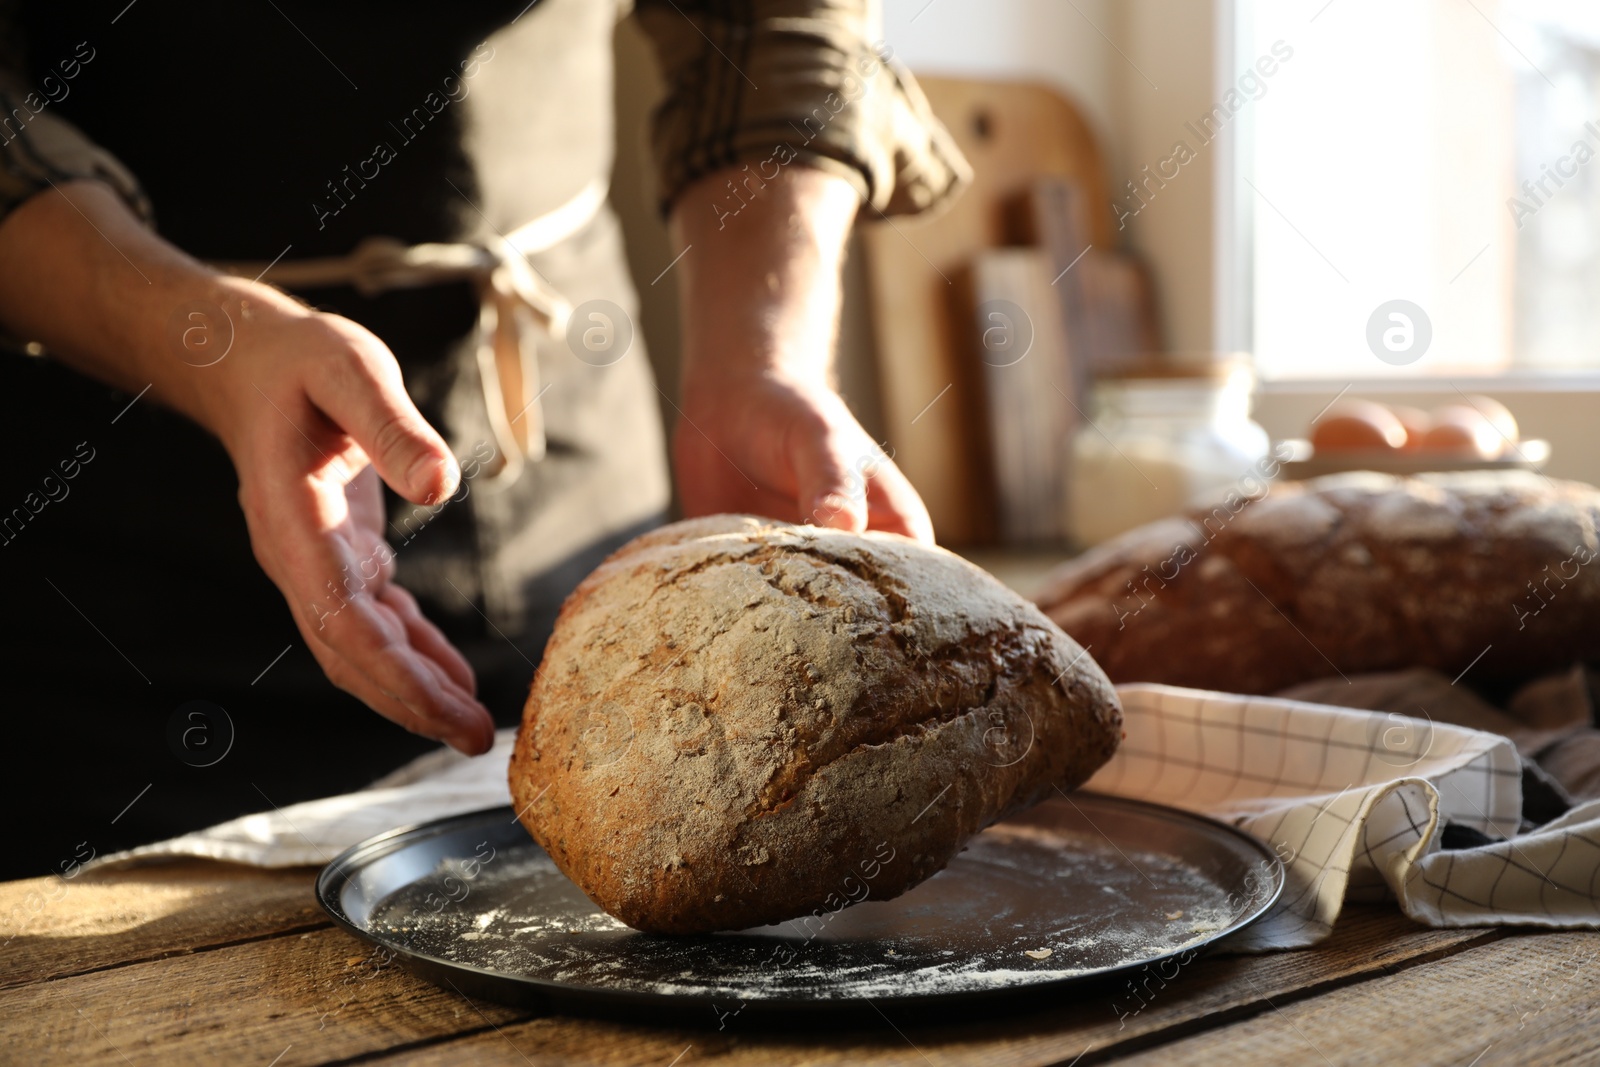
668,164,935,545
674,366,933,542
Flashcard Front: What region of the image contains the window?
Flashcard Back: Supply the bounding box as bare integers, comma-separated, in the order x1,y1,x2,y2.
1241,0,1600,378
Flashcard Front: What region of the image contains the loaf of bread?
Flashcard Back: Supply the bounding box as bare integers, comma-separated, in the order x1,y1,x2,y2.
509,515,1122,934
1035,471,1600,695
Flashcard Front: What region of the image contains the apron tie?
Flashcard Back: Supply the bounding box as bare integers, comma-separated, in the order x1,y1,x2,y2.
213,177,609,486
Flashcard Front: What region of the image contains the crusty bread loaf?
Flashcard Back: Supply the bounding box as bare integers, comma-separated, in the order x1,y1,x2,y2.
1035,471,1600,694
509,515,1122,934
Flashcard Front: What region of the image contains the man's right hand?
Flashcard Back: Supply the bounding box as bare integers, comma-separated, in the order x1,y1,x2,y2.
202,298,495,755
0,180,495,754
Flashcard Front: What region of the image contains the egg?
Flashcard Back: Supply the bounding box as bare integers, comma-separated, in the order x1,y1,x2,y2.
1310,399,1407,453
1390,405,1433,452
1420,406,1502,458
1452,395,1518,445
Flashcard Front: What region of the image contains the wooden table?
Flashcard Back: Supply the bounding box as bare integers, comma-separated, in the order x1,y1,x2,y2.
5,862,1598,1066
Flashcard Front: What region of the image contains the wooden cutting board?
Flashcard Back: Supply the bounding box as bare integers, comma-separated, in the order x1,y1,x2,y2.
861,77,1112,546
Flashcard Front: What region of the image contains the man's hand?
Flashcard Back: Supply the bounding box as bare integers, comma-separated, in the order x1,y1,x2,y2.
0,181,494,754
670,165,934,544
675,369,933,541
214,304,494,755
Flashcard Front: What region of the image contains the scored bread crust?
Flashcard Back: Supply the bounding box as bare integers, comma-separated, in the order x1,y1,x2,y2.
1034,471,1600,695
508,515,1123,934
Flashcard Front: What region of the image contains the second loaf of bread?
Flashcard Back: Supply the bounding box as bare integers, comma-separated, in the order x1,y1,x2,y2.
1034,471,1600,694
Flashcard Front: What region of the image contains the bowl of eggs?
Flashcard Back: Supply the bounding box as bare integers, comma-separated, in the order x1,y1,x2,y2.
1278,395,1549,478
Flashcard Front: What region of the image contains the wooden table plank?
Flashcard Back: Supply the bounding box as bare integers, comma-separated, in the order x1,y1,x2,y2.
1,924,520,1067
364,906,1501,1067
0,865,324,988
3,858,1554,1067
1107,929,1600,1067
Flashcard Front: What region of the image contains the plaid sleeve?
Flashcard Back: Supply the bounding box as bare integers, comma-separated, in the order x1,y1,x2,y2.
0,3,151,225
631,0,971,218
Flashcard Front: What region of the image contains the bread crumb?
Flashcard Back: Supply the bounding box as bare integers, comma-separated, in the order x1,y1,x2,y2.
1166,910,1184,920
1024,948,1053,960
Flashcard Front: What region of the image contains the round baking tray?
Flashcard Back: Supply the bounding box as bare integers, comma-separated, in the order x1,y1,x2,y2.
316,794,1283,1020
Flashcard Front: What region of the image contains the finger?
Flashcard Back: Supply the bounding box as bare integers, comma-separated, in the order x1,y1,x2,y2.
787,414,868,534
378,583,478,697
314,587,492,744
307,334,460,506
411,655,496,755
265,495,492,747
308,588,493,753
303,630,493,755
864,456,936,544
405,638,494,751
238,450,489,753
343,467,398,587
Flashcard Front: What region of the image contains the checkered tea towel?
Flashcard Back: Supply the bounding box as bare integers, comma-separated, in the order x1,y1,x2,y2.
1097,684,1600,951
86,685,1600,953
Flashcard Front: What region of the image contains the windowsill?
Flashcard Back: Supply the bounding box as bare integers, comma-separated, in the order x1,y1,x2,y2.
1251,374,1600,487
1257,372,1600,395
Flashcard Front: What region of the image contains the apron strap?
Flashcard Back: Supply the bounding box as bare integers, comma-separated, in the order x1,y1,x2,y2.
210,177,608,486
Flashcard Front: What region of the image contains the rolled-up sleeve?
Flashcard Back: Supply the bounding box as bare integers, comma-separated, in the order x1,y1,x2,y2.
632,0,971,218
0,9,150,225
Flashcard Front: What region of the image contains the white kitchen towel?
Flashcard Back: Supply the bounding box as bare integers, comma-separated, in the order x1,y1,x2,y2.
84,730,521,871
86,684,1600,952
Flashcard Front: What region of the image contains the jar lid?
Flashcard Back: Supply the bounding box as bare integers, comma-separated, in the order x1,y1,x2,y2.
1098,353,1253,382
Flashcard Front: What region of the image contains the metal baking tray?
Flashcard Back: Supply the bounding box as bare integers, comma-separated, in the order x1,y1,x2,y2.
316,794,1282,1020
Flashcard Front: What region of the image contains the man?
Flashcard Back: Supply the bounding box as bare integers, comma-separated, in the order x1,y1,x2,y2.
0,0,966,877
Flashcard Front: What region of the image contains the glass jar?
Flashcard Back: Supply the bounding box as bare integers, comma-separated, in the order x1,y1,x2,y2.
1069,361,1272,546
